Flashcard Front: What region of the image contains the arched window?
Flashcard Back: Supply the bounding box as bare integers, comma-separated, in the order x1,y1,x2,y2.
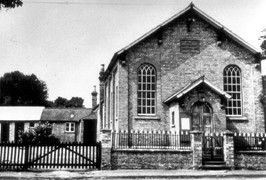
137,64,156,115
223,65,242,116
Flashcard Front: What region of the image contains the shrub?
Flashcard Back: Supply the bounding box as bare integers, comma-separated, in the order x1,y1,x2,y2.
18,122,60,144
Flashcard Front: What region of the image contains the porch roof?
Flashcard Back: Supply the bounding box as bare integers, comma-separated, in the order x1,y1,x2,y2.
164,76,231,104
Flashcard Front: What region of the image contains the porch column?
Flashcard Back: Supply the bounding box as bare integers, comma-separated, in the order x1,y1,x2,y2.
101,129,112,170
190,131,203,169
24,123,30,131
223,131,234,169
9,122,15,142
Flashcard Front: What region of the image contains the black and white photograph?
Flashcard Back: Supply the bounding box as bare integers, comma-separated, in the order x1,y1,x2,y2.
0,0,266,179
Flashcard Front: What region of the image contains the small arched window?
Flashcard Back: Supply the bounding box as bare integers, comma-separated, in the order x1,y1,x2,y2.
223,65,242,116
137,64,156,115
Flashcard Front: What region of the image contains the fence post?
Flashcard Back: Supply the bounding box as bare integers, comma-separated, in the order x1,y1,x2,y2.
96,142,102,170
100,129,112,170
23,144,29,171
190,131,203,169
223,131,234,169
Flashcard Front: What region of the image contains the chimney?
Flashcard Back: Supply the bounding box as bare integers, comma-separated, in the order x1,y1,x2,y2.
91,85,98,109
99,64,105,102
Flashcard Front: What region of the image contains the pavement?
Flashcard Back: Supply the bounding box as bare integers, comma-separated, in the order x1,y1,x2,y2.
0,169,266,179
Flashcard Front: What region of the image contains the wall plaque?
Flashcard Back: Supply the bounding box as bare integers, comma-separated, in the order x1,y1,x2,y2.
180,40,200,53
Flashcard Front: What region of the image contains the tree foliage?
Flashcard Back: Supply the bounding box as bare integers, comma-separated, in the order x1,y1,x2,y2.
53,96,84,108
0,71,49,106
260,28,266,57
18,122,60,144
0,0,23,9
68,97,84,107
54,96,68,107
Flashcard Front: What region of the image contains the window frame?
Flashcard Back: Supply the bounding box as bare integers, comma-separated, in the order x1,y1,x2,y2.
65,122,75,132
137,63,157,116
223,65,243,117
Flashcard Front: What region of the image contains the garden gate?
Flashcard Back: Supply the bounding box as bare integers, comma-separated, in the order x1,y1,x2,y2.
0,142,102,170
202,133,224,162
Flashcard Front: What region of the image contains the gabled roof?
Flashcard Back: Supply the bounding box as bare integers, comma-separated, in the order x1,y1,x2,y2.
41,108,96,122
104,3,260,79
164,76,231,104
0,106,45,121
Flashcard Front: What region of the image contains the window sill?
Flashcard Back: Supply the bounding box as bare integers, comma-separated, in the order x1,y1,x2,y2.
227,116,248,121
65,131,75,134
135,116,160,121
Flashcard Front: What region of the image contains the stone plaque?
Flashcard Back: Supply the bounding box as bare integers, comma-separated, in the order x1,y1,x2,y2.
180,40,200,53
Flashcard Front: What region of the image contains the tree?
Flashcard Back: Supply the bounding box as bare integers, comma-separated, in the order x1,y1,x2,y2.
54,96,68,107
0,71,49,106
260,28,266,57
0,0,23,9
67,97,84,108
18,122,60,144
53,96,84,108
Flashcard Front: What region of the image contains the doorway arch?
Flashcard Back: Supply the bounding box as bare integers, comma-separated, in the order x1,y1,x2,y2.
191,102,212,133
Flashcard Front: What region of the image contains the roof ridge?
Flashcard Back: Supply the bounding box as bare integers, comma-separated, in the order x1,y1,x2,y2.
103,3,259,79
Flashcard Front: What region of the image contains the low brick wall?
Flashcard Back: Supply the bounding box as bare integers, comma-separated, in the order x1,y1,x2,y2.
111,149,193,170
235,151,266,170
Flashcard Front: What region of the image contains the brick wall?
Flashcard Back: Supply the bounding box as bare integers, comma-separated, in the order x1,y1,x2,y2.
52,122,78,142
116,14,264,132
118,63,129,131
235,152,266,170
111,149,192,169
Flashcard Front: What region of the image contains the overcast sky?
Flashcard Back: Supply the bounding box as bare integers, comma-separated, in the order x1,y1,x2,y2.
0,0,265,108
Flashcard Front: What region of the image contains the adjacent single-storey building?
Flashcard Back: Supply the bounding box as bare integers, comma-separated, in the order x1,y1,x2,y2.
0,106,97,144
40,108,97,143
0,106,44,143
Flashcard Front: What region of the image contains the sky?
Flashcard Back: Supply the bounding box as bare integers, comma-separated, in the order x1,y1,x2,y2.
0,0,266,108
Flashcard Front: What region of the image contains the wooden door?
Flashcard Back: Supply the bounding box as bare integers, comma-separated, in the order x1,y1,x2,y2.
191,102,212,133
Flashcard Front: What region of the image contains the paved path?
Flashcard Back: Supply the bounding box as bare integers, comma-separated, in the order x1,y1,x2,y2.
0,169,266,179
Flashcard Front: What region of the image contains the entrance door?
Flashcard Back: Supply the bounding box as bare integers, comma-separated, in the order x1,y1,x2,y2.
191,102,212,133
83,120,97,144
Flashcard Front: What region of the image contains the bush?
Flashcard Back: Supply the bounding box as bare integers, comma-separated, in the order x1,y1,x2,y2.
18,122,60,144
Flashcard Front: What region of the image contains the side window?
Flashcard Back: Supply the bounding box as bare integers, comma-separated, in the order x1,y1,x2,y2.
171,111,175,126
223,65,242,116
137,64,156,115
65,122,75,132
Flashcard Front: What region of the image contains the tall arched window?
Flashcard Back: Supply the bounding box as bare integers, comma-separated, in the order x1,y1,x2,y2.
137,64,156,115
223,65,242,116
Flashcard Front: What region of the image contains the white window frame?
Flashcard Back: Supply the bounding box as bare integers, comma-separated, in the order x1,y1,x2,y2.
65,122,75,132
223,65,242,116
137,64,156,115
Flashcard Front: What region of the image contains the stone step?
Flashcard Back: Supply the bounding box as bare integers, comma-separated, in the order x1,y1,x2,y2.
203,161,226,165
201,164,231,170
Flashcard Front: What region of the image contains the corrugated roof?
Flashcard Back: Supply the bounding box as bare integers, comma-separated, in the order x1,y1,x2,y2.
103,3,260,80
40,108,95,122
0,106,44,121
164,76,231,104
